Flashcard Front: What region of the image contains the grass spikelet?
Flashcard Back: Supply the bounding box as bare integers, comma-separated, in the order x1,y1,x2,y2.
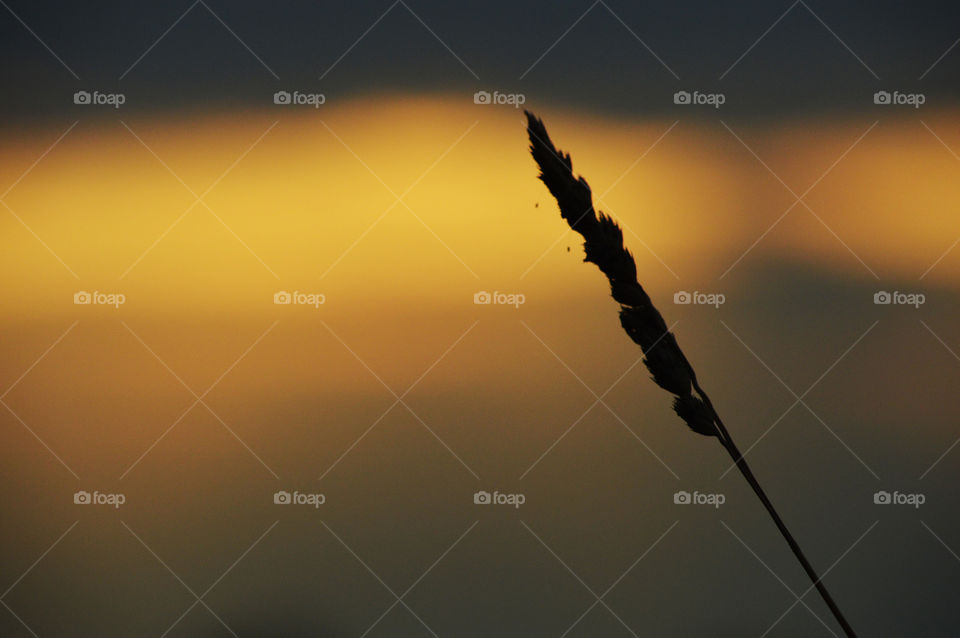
525,110,858,637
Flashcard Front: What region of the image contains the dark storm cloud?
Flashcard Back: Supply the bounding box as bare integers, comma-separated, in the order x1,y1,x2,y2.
2,0,959,123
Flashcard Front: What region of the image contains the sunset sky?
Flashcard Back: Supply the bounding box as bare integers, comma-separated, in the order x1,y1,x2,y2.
3,2,960,636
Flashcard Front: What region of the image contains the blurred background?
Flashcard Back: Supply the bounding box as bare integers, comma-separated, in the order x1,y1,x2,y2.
2,1,960,636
